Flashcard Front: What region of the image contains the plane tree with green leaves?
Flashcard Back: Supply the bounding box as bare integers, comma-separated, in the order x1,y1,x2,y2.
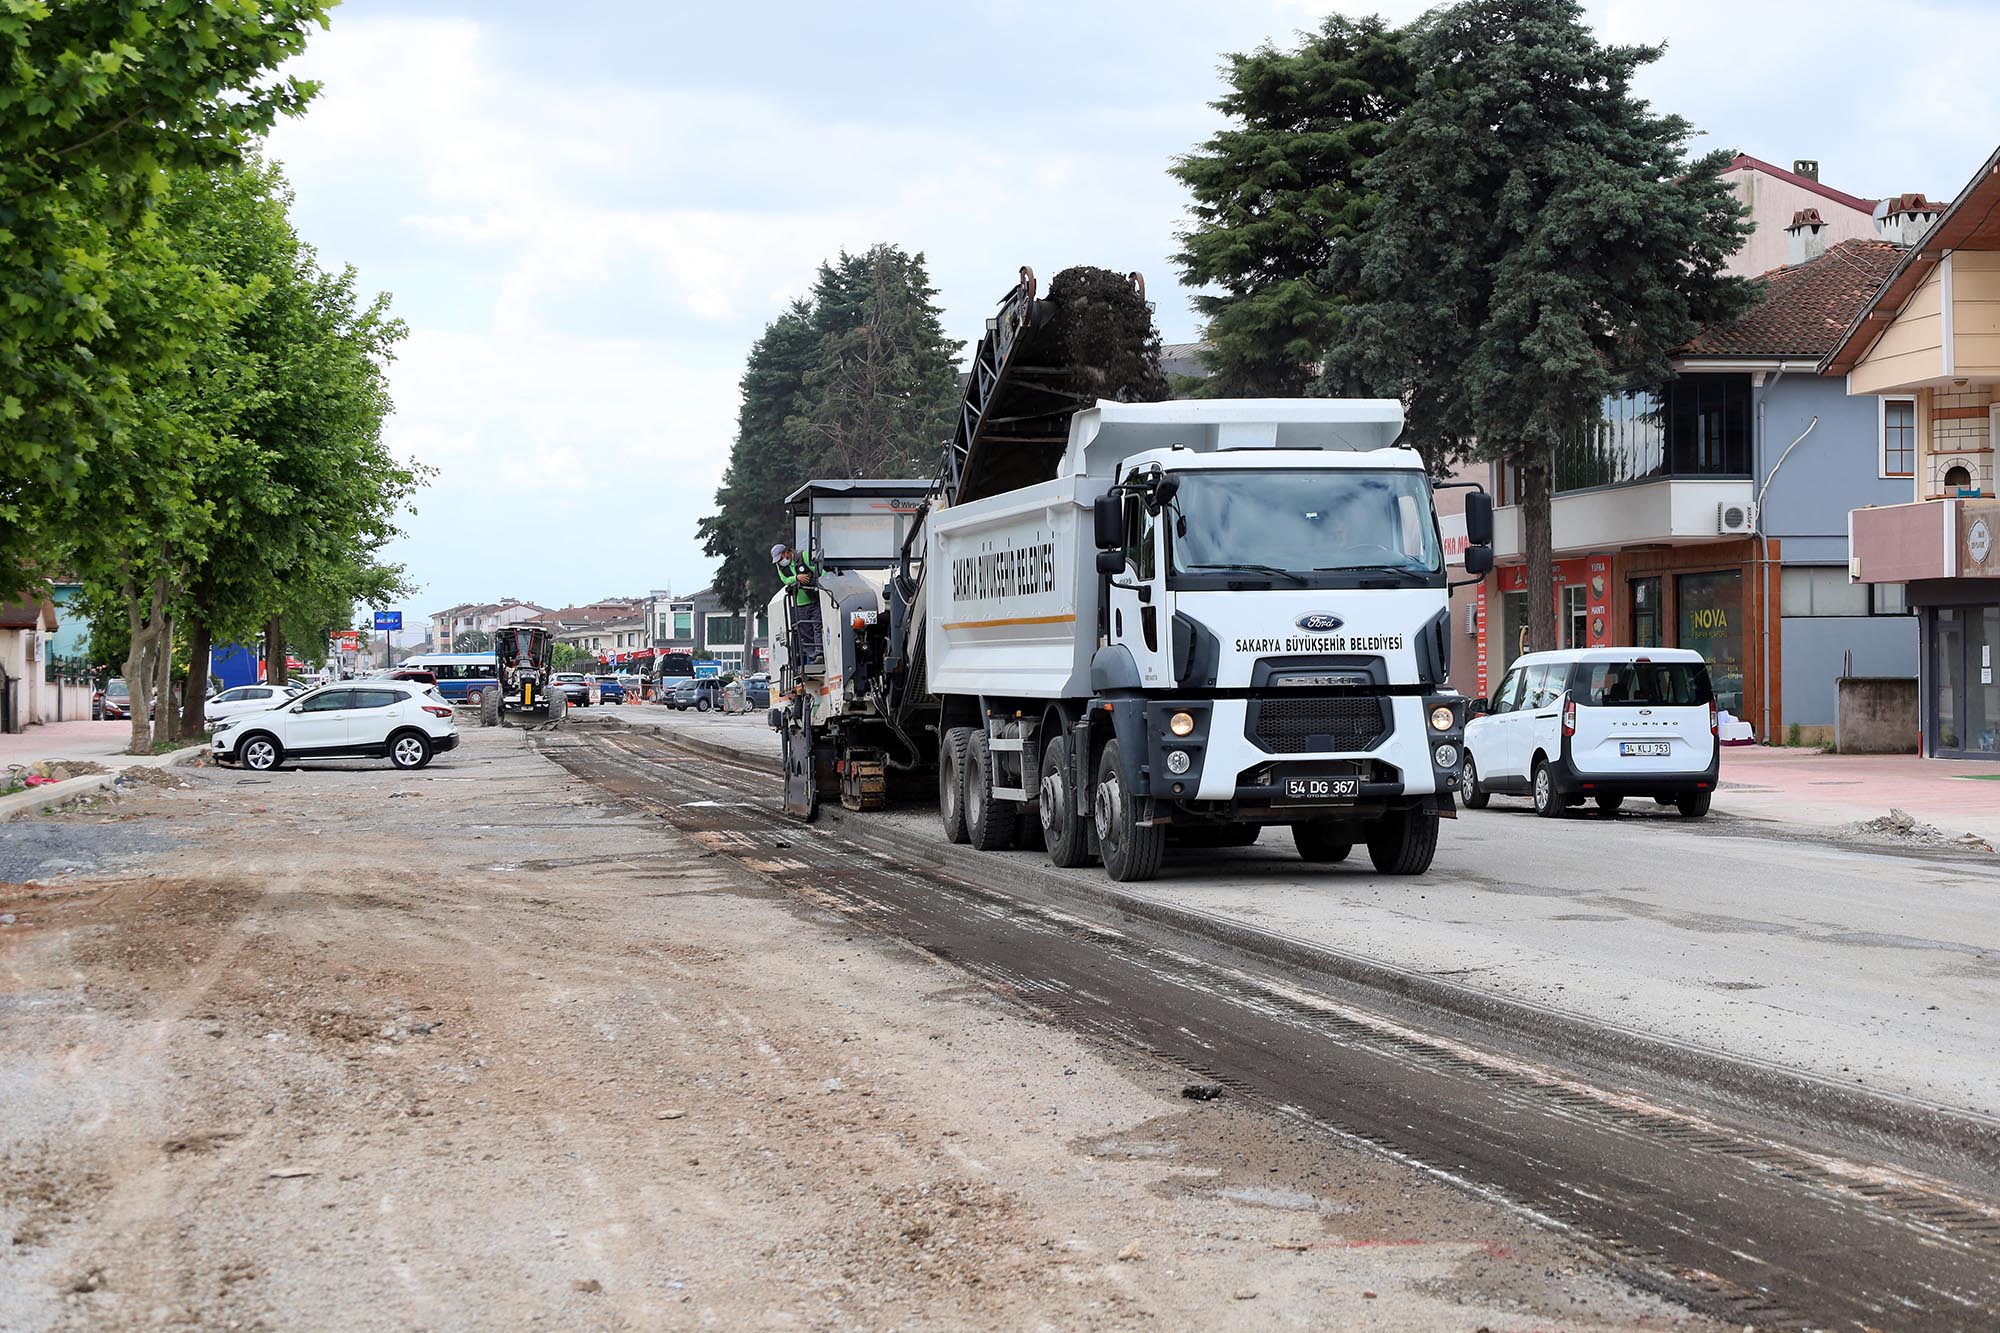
0,0,333,584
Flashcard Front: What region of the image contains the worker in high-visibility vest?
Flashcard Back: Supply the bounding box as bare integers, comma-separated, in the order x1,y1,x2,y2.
772,543,824,666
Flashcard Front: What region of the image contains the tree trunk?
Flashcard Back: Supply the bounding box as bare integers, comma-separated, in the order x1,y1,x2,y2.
180,617,211,736
121,576,164,755
152,608,177,745
1521,454,1557,654
264,613,284,686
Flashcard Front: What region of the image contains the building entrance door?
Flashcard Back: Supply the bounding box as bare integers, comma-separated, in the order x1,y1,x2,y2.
1931,607,2000,757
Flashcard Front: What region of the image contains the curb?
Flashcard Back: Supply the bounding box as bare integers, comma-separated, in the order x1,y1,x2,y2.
592,714,2000,1177
0,743,207,823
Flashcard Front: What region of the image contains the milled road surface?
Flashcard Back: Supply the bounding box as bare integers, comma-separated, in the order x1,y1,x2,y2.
0,727,1712,1330
549,714,2000,1329
616,707,2000,1119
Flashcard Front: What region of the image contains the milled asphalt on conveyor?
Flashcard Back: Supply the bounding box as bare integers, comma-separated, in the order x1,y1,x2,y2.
540,720,2000,1329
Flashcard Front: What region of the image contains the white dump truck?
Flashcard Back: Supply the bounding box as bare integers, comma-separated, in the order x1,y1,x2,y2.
770,266,1494,882
924,397,1493,879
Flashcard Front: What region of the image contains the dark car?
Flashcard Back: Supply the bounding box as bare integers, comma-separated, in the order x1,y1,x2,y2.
387,668,438,686
593,675,627,705
96,677,131,721
744,675,771,709
667,678,724,711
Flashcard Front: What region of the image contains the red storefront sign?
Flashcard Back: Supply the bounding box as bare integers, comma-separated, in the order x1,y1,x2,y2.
1479,555,1615,693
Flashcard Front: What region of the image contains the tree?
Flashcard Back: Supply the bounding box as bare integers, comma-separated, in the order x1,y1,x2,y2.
1328,0,1750,652
697,303,817,610
1171,15,1413,397
790,245,960,478
454,630,492,653
155,158,418,732
551,642,591,673
0,0,332,582
698,246,960,611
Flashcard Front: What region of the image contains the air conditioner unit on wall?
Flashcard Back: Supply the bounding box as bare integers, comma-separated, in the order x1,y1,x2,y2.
1717,500,1757,535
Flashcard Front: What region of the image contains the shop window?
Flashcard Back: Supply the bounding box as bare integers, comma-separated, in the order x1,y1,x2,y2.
1629,577,1662,647
1881,397,1915,478
1780,567,1869,617
1563,584,1589,648
1676,570,1744,717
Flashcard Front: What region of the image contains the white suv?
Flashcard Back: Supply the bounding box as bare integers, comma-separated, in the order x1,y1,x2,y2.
1462,647,1718,818
212,680,460,772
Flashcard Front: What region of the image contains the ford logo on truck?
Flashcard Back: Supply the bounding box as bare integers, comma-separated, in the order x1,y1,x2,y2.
1295,613,1344,632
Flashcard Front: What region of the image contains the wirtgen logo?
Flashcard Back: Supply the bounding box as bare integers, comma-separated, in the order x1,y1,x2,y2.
1295,613,1344,632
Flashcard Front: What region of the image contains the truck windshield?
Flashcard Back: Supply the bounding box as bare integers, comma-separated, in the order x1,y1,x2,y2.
1167,469,1441,586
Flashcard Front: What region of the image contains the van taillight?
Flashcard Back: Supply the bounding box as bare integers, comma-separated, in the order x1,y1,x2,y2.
1708,701,1718,737
1561,693,1576,737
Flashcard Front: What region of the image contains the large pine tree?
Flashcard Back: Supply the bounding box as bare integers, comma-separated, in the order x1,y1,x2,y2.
1329,0,1750,651
697,244,960,610
1170,14,1413,397
790,245,960,477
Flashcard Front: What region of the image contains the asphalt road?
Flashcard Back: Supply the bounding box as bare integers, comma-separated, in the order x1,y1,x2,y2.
545,715,2000,1330
609,707,2000,1122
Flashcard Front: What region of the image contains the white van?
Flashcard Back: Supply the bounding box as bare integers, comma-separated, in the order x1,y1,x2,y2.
1462,647,1718,818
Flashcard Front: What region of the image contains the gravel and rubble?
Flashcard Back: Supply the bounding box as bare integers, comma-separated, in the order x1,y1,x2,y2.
1844,806,1997,853
0,728,1714,1330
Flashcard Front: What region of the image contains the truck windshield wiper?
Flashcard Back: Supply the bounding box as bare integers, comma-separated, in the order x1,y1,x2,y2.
1182,562,1306,585
1313,565,1431,585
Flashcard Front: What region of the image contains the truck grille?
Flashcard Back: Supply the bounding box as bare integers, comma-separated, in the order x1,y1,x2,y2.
1248,695,1390,754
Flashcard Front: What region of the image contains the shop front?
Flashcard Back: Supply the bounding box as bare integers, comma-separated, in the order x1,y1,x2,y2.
1474,540,1772,735
1850,498,2000,758
1474,554,1614,696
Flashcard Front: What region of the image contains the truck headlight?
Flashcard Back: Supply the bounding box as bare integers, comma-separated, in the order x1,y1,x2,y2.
1429,704,1456,732
1166,749,1191,775
1433,743,1459,770
1169,711,1196,737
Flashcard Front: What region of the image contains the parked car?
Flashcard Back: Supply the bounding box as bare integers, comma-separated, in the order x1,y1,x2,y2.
211,681,460,772
204,683,299,725
653,674,693,703
552,672,594,706
594,675,627,704
744,674,771,709
96,677,131,721
1462,647,1718,819
387,668,438,686
666,678,725,711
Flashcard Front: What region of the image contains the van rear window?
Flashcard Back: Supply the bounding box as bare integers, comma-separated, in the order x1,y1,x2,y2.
1569,661,1713,707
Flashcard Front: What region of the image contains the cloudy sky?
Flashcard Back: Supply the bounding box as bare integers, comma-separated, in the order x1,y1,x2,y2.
264,0,2000,625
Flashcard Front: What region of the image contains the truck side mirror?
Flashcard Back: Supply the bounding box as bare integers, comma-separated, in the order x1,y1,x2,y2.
1148,474,1180,514
1464,491,1494,547
1093,495,1124,550
1464,544,1494,577
1095,549,1125,576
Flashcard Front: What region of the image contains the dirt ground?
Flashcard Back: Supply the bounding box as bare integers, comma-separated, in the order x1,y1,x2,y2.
0,727,1715,1331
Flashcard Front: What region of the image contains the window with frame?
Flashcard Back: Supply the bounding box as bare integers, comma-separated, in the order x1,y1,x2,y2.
673,609,692,637
1882,398,1916,477
1780,567,1869,617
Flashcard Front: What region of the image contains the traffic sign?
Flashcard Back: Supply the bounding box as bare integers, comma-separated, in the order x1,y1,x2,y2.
373,610,403,631
693,659,722,679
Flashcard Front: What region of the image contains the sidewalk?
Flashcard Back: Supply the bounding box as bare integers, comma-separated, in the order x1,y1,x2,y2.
1720,745,2000,844
0,718,184,769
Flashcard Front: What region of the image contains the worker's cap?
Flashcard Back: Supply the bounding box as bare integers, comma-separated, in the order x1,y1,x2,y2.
769,544,789,563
